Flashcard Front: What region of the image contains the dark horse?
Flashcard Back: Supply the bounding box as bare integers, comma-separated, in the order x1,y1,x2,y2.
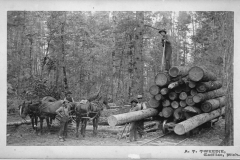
19,96,70,135
72,97,110,138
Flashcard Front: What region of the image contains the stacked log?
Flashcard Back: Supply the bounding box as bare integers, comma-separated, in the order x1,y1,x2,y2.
107,66,226,135
147,65,226,131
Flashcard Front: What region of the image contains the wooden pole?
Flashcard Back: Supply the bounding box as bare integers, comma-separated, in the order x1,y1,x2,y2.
188,66,217,82
201,96,226,113
107,108,159,126
174,107,225,135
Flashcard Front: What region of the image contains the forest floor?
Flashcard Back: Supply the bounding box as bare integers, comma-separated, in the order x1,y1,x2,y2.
6,114,225,146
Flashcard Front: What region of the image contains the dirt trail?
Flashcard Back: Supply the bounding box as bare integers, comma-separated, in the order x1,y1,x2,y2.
7,114,225,146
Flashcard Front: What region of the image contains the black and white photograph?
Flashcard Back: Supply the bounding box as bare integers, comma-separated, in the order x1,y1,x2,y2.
1,0,240,159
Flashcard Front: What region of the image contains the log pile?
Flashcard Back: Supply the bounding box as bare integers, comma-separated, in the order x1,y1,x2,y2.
147,66,226,134
107,66,226,136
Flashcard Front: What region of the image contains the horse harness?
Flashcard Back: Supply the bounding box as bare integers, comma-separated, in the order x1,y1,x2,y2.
80,101,102,121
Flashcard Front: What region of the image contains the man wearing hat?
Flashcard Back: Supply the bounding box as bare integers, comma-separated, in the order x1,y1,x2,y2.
128,95,146,142
159,29,172,71
64,91,74,103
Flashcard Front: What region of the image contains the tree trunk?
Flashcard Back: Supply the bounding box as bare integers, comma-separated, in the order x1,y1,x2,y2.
183,106,202,114
196,81,222,93
107,108,158,126
132,11,144,97
201,96,226,113
193,88,226,103
174,107,225,135
61,12,68,92
188,66,217,82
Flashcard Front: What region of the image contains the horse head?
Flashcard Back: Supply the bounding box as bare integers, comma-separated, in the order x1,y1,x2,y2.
19,101,32,119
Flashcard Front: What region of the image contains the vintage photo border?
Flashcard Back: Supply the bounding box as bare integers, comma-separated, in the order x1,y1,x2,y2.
0,0,239,159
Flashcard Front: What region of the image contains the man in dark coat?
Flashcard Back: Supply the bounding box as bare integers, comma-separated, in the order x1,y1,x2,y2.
127,96,146,143
159,29,172,71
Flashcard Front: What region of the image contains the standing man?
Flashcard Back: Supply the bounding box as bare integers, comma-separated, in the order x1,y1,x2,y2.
127,96,146,143
159,29,172,71
56,101,70,142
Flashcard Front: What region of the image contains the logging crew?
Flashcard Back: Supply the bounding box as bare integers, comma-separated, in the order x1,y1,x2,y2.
128,96,146,142
56,101,70,142
159,29,172,71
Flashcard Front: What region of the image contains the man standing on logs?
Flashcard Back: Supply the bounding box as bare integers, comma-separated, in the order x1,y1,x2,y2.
159,29,172,71
128,95,146,142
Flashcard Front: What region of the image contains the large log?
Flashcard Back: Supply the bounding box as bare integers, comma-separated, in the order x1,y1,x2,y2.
174,107,225,135
179,92,187,100
149,85,160,96
148,97,161,108
7,120,32,126
171,101,179,109
193,88,226,103
162,107,174,118
201,96,226,113
186,96,195,106
196,81,223,93
155,72,170,87
169,66,189,78
169,92,178,100
188,66,217,82
107,108,159,126
160,88,169,95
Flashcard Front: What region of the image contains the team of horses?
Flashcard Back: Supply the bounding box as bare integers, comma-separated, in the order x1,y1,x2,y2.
19,95,110,138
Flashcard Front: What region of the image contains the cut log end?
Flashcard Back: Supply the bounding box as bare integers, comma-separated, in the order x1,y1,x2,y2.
186,96,195,106
169,67,179,77
201,102,212,113
174,124,185,135
162,107,173,118
171,101,179,109
188,66,204,82
154,94,162,101
149,85,160,96
155,73,170,87
193,94,203,103
107,116,117,127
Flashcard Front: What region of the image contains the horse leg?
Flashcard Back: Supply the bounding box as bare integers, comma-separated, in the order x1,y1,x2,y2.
39,118,44,135
46,116,51,134
31,116,35,130
34,116,38,132
93,117,99,136
76,117,80,138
